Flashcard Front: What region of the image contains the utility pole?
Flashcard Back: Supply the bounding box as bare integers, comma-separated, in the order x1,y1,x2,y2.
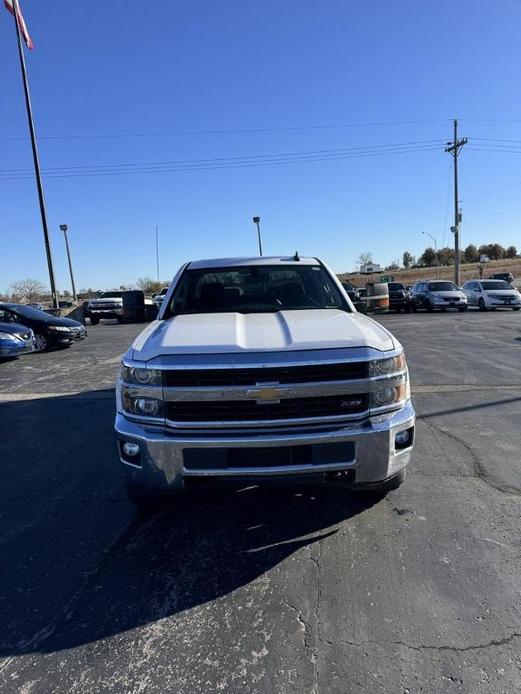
11,0,59,309
445,119,467,286
155,226,160,281
252,216,263,256
60,224,77,302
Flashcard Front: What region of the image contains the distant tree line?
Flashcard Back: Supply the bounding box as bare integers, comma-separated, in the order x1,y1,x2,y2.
0,276,170,304
414,243,518,268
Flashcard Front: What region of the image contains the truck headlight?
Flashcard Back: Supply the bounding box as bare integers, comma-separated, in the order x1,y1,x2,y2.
0,332,17,341
369,353,406,377
48,326,71,332
121,365,163,386
371,381,407,409
122,392,163,417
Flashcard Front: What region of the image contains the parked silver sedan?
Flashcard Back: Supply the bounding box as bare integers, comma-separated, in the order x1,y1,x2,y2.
463,279,521,311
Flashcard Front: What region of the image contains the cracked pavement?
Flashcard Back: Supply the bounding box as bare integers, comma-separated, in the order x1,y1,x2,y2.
1,312,520,693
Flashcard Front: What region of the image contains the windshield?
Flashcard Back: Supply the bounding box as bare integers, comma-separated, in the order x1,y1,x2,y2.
165,265,349,315
388,283,405,290
481,281,512,290
428,282,459,292
99,292,124,299
10,305,51,320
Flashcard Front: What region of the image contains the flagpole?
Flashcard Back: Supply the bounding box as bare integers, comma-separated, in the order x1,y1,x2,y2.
12,0,59,309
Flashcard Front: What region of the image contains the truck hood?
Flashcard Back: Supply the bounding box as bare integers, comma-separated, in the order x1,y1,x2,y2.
131,309,395,359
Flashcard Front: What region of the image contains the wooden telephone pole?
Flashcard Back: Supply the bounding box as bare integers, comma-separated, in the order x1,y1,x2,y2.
445,119,467,286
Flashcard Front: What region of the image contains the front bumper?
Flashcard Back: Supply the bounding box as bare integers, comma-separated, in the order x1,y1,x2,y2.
87,309,123,318
485,299,521,308
432,300,466,308
115,401,415,491
0,340,34,357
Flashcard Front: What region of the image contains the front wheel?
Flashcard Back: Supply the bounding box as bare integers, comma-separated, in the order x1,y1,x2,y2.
458,305,468,312
478,298,486,312
425,299,434,312
89,317,99,325
513,307,521,312
34,334,48,352
404,306,411,313
116,316,124,324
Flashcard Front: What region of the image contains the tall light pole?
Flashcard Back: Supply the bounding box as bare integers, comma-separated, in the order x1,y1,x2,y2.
60,224,77,302
252,216,263,256
155,225,160,281
422,231,439,278
10,0,59,309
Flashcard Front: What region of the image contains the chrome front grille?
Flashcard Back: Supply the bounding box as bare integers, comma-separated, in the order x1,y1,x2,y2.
166,394,368,422
162,361,368,386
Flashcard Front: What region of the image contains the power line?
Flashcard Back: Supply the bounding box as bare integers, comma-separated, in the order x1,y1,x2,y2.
0,142,444,181
0,118,451,142
464,179,521,200
469,206,521,220
0,139,445,174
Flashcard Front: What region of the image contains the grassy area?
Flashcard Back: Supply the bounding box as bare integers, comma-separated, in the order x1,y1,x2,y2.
338,257,521,287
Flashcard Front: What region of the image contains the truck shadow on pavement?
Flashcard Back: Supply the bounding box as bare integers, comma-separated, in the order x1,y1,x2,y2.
0,390,382,657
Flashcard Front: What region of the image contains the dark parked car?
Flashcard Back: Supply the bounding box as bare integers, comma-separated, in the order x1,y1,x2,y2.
411,280,467,312
58,300,74,308
388,282,412,312
0,303,87,352
0,321,34,358
341,282,364,310
490,272,514,284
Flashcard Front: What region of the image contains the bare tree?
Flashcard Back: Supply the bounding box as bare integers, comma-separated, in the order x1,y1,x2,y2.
10,279,47,303
357,252,373,267
136,277,163,294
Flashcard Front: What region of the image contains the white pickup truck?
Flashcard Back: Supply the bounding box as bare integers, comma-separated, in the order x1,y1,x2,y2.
115,256,415,506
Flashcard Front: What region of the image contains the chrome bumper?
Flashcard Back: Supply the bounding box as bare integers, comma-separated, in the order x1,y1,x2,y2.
115,401,415,491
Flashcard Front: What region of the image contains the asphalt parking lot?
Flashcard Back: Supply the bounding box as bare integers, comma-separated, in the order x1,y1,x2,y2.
1,312,520,693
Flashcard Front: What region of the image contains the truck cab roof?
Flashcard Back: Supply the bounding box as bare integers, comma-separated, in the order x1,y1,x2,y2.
187,256,318,270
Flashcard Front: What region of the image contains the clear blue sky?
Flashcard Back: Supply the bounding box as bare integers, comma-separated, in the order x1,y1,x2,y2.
1,0,521,292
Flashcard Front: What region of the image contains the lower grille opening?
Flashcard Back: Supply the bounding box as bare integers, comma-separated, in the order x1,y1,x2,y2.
184,441,355,470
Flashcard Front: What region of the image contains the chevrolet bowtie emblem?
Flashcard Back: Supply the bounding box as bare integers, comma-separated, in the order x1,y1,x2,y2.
246,382,290,404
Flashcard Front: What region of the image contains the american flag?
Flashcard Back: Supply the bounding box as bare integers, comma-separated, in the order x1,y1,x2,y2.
4,0,33,49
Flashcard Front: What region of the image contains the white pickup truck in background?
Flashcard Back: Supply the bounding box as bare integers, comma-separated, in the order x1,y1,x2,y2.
115,256,415,506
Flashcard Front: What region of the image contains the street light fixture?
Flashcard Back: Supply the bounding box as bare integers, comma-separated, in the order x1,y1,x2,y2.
252,216,263,256
422,231,439,279
60,224,77,302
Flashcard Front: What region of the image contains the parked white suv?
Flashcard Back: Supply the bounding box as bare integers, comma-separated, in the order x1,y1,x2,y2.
115,256,415,507
463,279,521,311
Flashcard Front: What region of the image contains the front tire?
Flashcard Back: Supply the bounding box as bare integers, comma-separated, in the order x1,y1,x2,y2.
513,307,520,312
458,305,468,312
116,316,124,324
425,299,434,312
89,317,99,325
478,298,486,312
34,334,48,352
